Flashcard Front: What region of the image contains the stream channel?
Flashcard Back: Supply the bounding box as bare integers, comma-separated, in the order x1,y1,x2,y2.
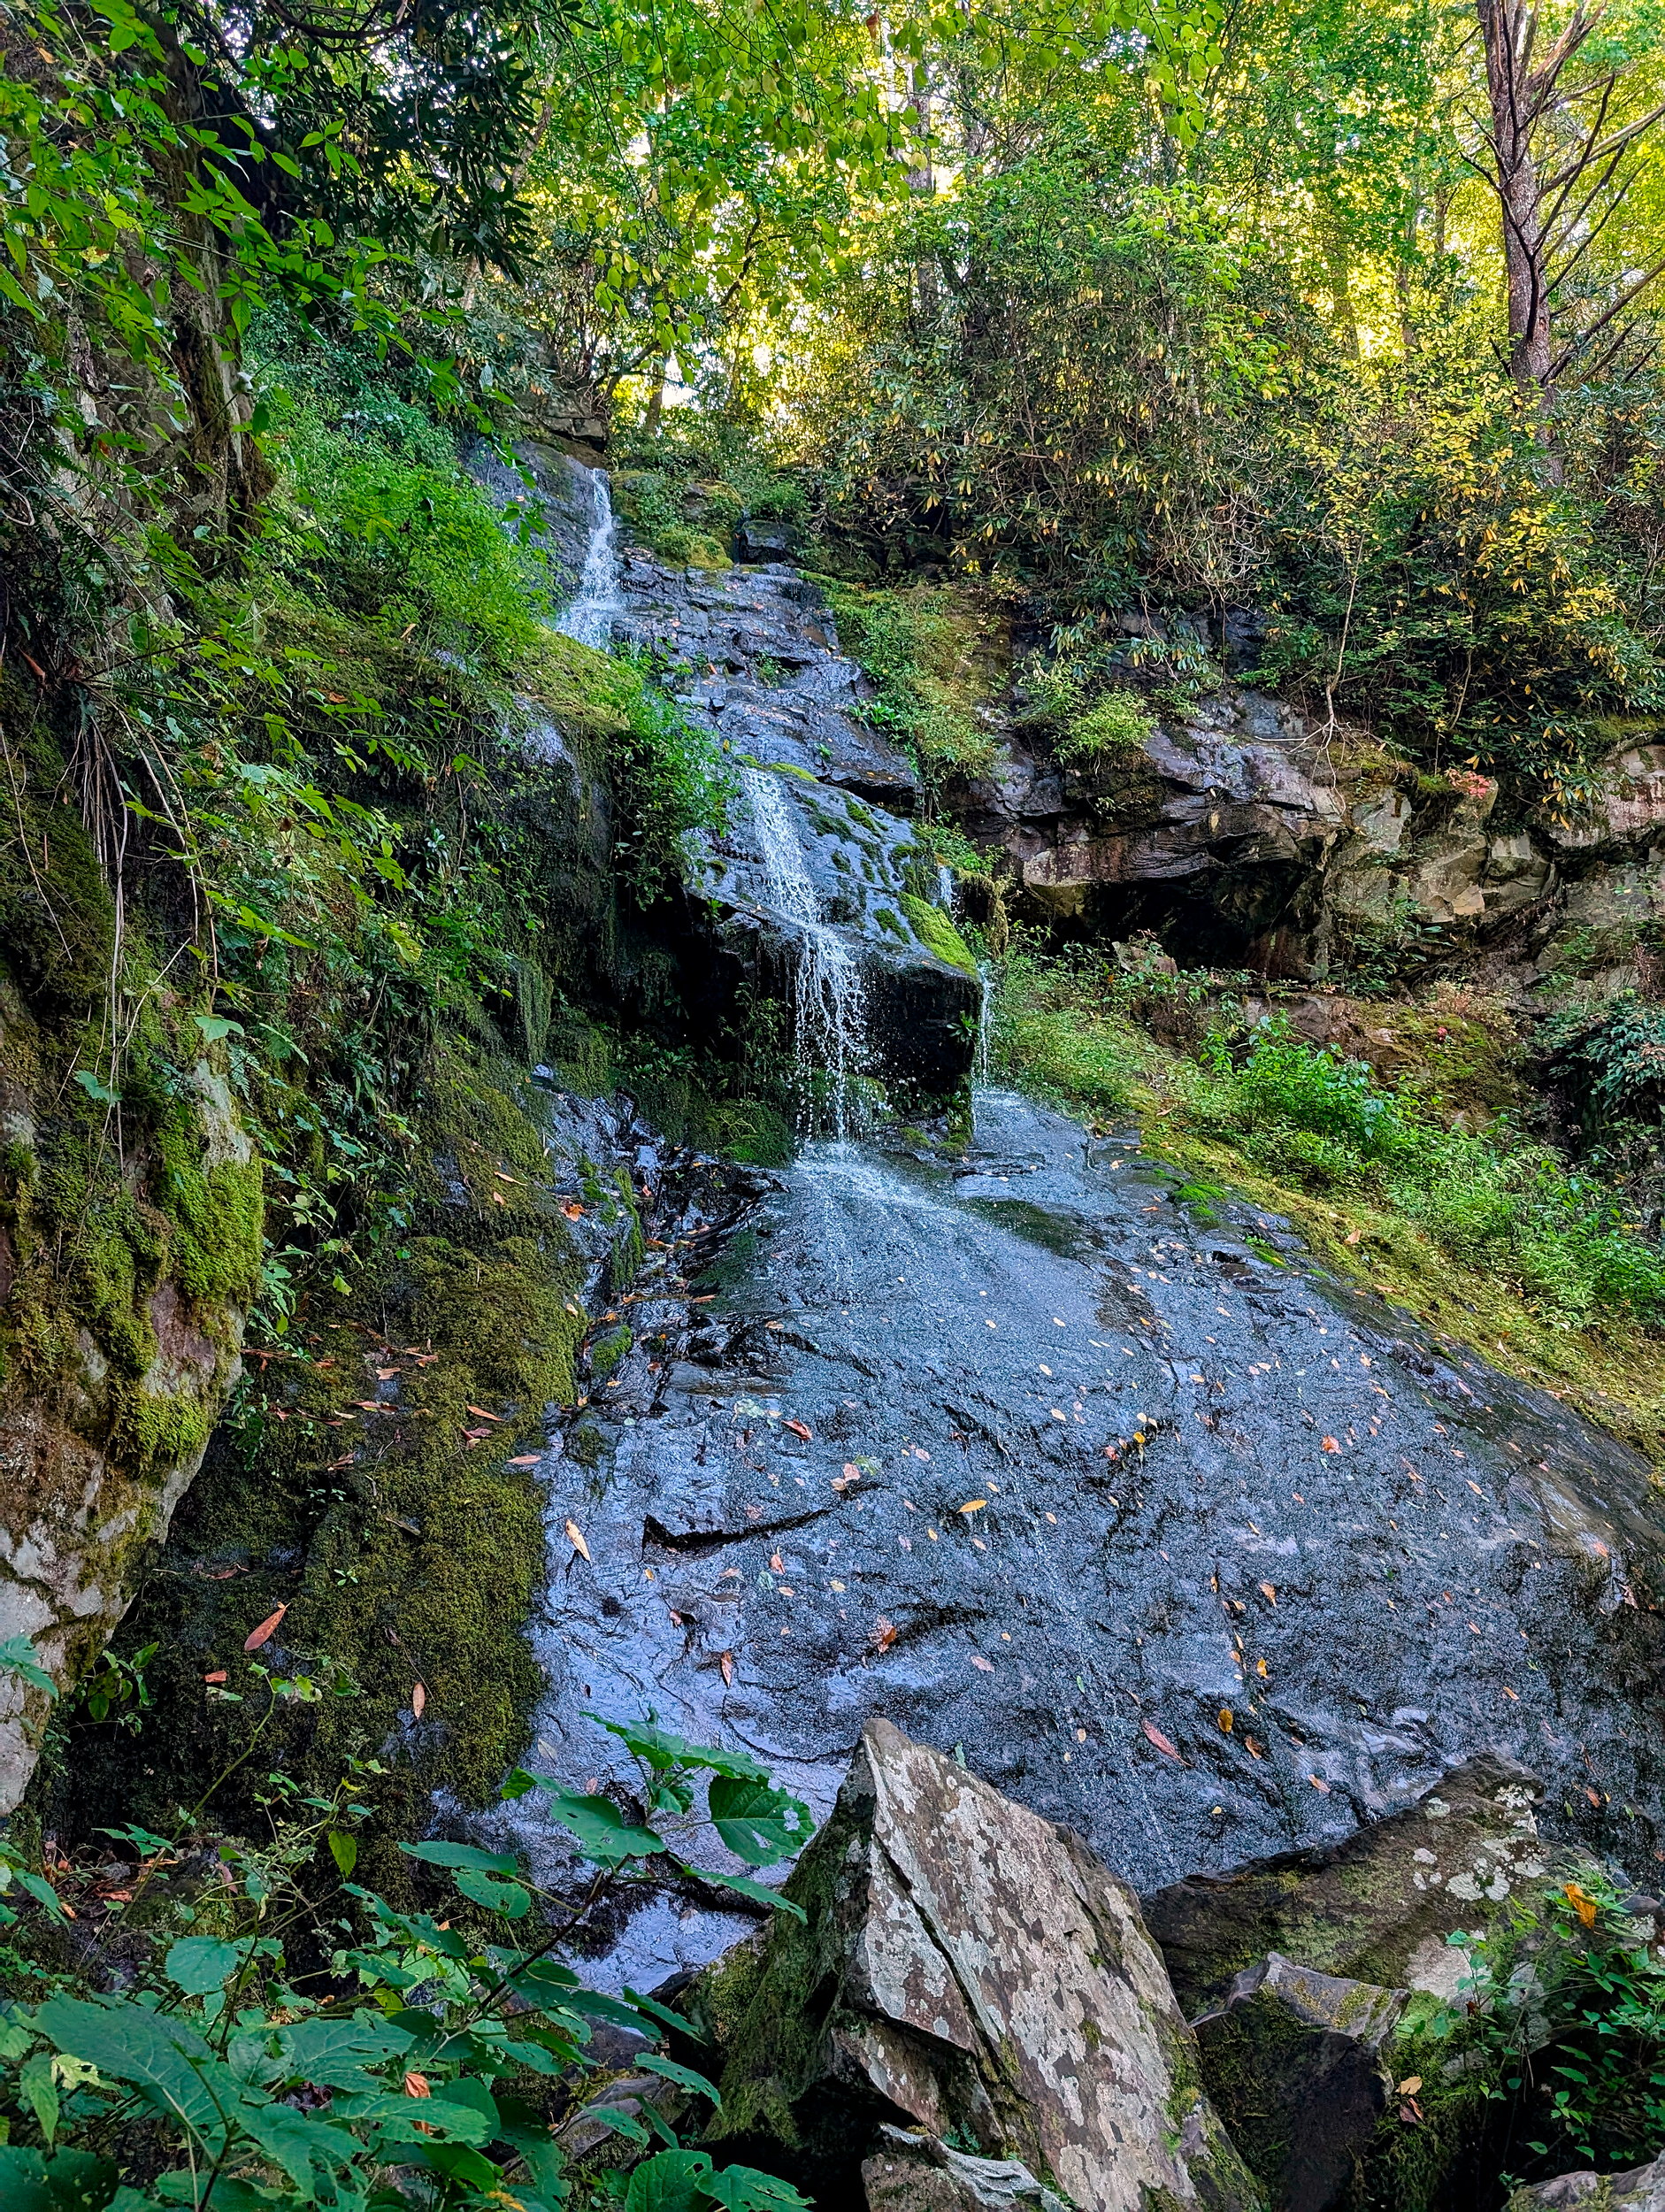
479,466,1665,1994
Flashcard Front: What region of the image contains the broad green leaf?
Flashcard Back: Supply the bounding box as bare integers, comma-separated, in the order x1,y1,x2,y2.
707,1776,814,1867
593,1717,768,1780
454,1868,533,1918
165,1937,241,1996
0,1636,58,1697
19,2052,59,2143
626,2148,715,2212
690,1868,806,1921
637,2051,720,2104
409,2138,500,2191
0,2147,119,2211
535,1786,667,1864
622,1985,709,2042
326,1829,357,1878
235,2099,358,2197
399,1839,521,1875
576,2101,650,2147
566,1987,668,2039
275,2014,414,2090
33,1998,233,2144
702,2167,814,2212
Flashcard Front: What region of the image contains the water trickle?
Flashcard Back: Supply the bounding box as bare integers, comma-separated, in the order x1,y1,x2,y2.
556,467,624,648
938,863,956,913
741,764,868,1133
975,961,994,1081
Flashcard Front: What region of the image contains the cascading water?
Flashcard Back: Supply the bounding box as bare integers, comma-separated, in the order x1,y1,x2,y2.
938,862,956,914
741,764,868,1134
556,467,625,648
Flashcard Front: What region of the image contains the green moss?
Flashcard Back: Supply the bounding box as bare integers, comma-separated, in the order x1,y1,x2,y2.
154,1115,265,1313
899,893,978,974
588,1323,633,1381
120,1386,211,1475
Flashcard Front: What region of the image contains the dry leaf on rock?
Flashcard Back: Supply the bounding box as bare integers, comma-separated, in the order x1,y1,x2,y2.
565,1519,591,1561
1140,1718,1183,1761
412,1683,426,1719
243,1605,288,1653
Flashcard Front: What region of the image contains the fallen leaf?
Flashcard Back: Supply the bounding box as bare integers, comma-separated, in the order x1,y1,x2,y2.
959,1500,986,1516
1399,2101,1423,2125
784,1418,813,1442
1584,1787,1602,1809
1321,1436,1340,1453
1259,1582,1277,1605
1308,1773,1331,1793
1344,1228,1361,1245
404,2073,431,2099
507,1454,541,1467
1501,1686,1519,1701
243,1604,288,1653
491,1191,506,1206
770,1553,785,1572
873,1617,898,1651
1256,1656,1269,1677
1140,1718,1183,1761
562,1202,584,1219
1244,1736,1265,1759
565,1519,591,1561
719,1651,733,1685
412,1683,426,1719
203,1670,227,1685
971,1654,994,1671
1217,1709,1233,1732
841,1462,863,1482
1398,2076,1423,2097
466,1405,502,1422
376,1367,400,1380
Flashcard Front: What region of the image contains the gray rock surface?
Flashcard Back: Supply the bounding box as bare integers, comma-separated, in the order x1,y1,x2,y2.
708,1717,1262,2212
1510,2154,1665,2209
863,2125,1069,2212
1145,1753,1555,2019
1191,1954,1406,2212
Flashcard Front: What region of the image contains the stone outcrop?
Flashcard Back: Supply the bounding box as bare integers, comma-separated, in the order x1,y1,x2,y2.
1143,1754,1554,2019
863,2125,1069,2212
1510,2154,1665,2209
1191,1955,1407,2212
707,1717,1262,2211
971,683,1665,995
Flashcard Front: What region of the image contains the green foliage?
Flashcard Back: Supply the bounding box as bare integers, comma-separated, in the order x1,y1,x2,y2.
821,582,1001,780
1398,1870,1665,2186
1055,687,1157,767
0,1641,813,2212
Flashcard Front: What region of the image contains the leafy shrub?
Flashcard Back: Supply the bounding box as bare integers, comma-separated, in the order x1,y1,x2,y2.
822,583,999,778
0,1644,813,2212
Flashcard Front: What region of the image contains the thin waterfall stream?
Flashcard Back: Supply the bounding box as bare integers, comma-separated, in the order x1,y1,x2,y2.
556,465,625,647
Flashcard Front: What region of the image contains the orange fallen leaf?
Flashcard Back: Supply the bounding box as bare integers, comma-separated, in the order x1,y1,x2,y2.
565,1519,591,1561
958,1500,986,1515
466,1405,501,1422
203,1670,227,1685
1244,1736,1265,1758
1308,1774,1331,1793
1141,1718,1183,1761
508,1454,541,1467
1321,1436,1340,1453
491,1192,506,1206
770,1553,784,1572
1398,2076,1423,2097
873,1617,898,1651
1344,1229,1361,1245
1256,1656,1269,1677
404,2072,431,2099
784,1419,812,1442
1565,1881,1599,1926
562,1202,584,1220
412,1682,426,1719
719,1651,734,1685
1217,1709,1233,1732
376,1367,400,1380
1258,1582,1277,1605
1583,1787,1601,1809
243,1604,288,1653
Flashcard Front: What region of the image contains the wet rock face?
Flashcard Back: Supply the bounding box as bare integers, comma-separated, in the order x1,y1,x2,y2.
519,1091,1665,1995
863,2128,1070,2212
709,1717,1262,2212
612,548,978,1102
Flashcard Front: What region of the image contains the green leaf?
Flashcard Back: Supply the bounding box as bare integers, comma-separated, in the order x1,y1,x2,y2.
72,1071,119,1106
32,1998,233,2143
0,2147,119,2211
636,2052,720,2104
165,1937,242,1996
191,1014,241,1044
0,1636,57,1697
707,1776,814,1867
622,1985,708,2042
702,2166,814,2212
399,1839,521,1875
19,2053,59,2144
275,2014,414,2090
410,2139,501,2191
453,1868,533,1918
689,1868,806,1922
577,2101,650,2147
593,1717,768,1780
626,2149,716,2212
236,2099,359,2198
535,1787,667,1864
326,1830,357,1878
565,1988,668,2039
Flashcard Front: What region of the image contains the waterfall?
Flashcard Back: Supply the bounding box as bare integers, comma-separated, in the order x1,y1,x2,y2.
741,765,868,1134
556,467,624,649
938,863,955,914
976,961,994,1082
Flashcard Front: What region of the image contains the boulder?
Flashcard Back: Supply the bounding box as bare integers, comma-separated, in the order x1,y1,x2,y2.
1143,1754,1553,2019
1509,2154,1665,2210
863,2126,1067,2212
708,1717,1263,2211
1191,1955,1406,2212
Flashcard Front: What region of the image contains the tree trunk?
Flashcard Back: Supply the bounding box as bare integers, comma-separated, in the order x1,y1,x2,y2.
1477,0,1553,389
